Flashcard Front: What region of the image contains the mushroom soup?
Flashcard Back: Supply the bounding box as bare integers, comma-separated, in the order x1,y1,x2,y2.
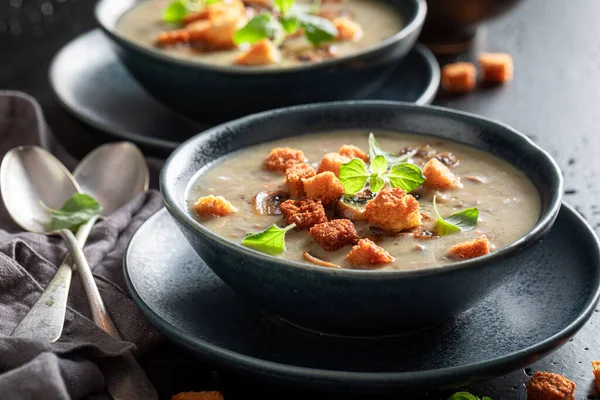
116,0,404,67
186,131,541,270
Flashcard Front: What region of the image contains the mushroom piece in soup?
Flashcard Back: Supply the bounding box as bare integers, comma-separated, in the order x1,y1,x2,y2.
116,0,404,67
185,131,541,271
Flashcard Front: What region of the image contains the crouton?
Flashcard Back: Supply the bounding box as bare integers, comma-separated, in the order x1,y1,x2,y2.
285,162,316,198
172,391,224,400
264,147,307,172
194,13,248,49
303,171,345,204
317,152,350,177
441,62,477,94
280,199,327,230
333,17,363,42
309,219,359,251
193,195,238,217
478,52,513,84
592,361,600,391
346,238,394,265
364,187,421,231
182,0,245,25
422,158,461,190
447,235,491,260
525,371,575,400
339,144,369,162
235,39,281,65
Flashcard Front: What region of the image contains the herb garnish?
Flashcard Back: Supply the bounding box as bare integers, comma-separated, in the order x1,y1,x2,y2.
433,196,478,236
339,134,426,195
447,391,492,400
162,0,222,23
233,0,337,47
41,193,103,233
241,223,296,255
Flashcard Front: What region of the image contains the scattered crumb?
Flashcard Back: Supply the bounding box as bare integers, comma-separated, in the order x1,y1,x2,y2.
441,62,477,94
525,371,575,400
478,52,514,84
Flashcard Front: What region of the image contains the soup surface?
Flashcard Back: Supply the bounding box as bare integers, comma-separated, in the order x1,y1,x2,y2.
186,131,541,270
116,0,404,67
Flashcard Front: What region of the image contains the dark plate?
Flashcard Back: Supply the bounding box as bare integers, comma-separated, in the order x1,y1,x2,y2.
124,204,600,393
49,30,440,156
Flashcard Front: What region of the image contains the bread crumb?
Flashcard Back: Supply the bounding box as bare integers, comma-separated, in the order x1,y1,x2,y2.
285,163,316,198
193,195,237,217
339,144,369,162
525,371,575,400
264,147,307,172
441,62,477,94
309,219,359,251
478,52,513,84
365,187,421,231
423,158,461,190
280,198,327,230
303,171,345,204
447,235,491,260
346,238,394,265
235,39,281,65
317,153,350,177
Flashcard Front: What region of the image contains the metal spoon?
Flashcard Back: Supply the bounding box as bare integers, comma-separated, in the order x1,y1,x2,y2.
8,143,149,342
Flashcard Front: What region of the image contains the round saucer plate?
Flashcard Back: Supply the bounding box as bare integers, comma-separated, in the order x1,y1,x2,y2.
124,203,600,392
49,30,440,156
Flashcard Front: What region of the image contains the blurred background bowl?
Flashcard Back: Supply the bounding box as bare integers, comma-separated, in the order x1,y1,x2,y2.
419,0,524,54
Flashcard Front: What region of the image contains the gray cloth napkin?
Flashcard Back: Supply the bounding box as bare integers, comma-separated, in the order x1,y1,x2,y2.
0,90,165,399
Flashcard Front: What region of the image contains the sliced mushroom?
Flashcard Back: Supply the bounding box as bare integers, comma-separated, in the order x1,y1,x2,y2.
253,190,290,215
303,252,342,268
334,190,375,221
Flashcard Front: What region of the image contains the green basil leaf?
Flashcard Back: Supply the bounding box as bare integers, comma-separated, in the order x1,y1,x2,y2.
370,155,387,174
433,196,478,236
234,12,280,45
297,13,337,45
41,193,103,233
387,163,426,192
241,223,296,255
280,15,299,34
162,0,190,23
368,132,416,164
369,173,385,193
205,0,222,4
482,397,493,400
447,393,480,400
339,158,370,195
275,0,295,14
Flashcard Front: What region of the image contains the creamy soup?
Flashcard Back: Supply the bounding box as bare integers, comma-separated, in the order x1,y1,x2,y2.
116,0,404,67
186,131,541,270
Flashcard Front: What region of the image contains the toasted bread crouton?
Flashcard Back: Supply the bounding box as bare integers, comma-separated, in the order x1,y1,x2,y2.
333,17,363,42
317,152,350,177
525,371,575,400
192,13,247,49
592,361,600,391
172,391,224,400
441,62,476,94
346,238,394,265
280,199,327,230
309,219,359,251
193,195,238,217
365,187,421,231
303,171,345,204
478,52,513,84
339,145,369,162
182,0,245,25
264,147,307,172
285,162,316,198
423,158,461,190
447,235,491,260
235,39,281,65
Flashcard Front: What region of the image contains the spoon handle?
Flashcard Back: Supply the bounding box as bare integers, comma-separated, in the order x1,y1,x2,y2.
11,217,95,341
59,224,122,340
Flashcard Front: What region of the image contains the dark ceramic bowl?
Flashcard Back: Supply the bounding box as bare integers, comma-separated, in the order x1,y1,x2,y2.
94,0,426,124
419,0,524,53
160,101,563,336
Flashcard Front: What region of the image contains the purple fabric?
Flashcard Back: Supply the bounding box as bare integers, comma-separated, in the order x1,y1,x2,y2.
0,91,164,399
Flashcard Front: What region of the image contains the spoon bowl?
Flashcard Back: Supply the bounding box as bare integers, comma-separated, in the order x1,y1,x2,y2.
74,142,149,216
0,146,81,234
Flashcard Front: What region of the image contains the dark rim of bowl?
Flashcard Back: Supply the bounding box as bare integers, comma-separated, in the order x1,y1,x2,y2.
123,202,600,386
94,0,427,75
160,100,564,278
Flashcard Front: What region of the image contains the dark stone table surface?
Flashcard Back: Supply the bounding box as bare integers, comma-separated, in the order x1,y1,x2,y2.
2,0,600,398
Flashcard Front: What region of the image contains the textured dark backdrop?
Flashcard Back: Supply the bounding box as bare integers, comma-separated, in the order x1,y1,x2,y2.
2,0,600,399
